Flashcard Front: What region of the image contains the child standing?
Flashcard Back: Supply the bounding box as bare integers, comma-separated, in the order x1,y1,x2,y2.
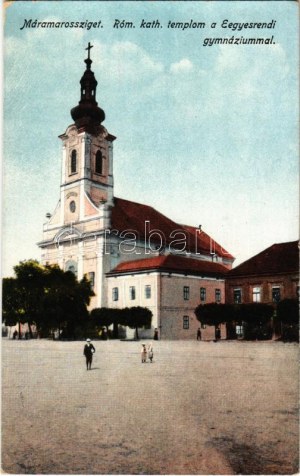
148,342,154,363
141,344,147,363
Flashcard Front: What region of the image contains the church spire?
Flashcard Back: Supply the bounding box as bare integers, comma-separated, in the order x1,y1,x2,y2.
71,43,105,133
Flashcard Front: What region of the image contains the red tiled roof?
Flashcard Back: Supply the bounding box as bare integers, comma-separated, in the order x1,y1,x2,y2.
111,197,233,259
181,224,234,260
107,254,229,277
227,241,299,277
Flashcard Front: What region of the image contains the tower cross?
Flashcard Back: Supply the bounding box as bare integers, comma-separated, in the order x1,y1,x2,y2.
86,42,93,60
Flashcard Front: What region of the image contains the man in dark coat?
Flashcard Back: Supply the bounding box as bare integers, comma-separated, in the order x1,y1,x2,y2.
83,338,96,370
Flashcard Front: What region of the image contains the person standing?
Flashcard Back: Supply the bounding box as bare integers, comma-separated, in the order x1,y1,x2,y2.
153,328,159,340
197,328,201,341
83,338,96,370
141,344,147,363
148,342,154,363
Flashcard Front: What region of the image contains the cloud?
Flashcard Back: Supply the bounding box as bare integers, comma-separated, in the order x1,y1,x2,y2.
170,58,193,74
95,40,164,83
3,2,298,277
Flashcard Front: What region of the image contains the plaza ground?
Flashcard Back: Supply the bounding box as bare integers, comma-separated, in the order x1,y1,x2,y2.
2,339,299,474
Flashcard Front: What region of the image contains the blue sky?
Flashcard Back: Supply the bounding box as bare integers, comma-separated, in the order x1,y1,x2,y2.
3,1,299,276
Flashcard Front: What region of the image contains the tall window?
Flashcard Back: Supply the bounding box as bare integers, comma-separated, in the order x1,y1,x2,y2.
65,260,78,277
183,286,190,300
71,150,77,174
145,285,151,299
272,286,281,303
112,287,119,301
183,316,189,329
129,286,136,300
252,287,261,302
234,289,242,304
95,150,103,174
87,272,95,290
200,287,206,302
215,289,221,303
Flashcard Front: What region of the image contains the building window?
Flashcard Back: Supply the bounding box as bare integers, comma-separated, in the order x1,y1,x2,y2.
71,150,77,174
65,260,77,277
129,286,136,300
145,285,151,299
252,287,261,302
234,289,242,304
69,200,76,213
183,316,189,329
215,289,221,303
200,287,206,302
112,287,119,302
95,150,103,174
183,286,190,300
272,286,281,303
87,272,95,290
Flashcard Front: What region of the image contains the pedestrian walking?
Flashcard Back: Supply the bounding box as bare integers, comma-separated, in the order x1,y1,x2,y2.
148,342,154,363
141,344,147,363
83,338,96,370
197,328,201,341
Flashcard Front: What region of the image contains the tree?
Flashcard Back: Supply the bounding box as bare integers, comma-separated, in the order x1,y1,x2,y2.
194,303,232,327
123,306,152,340
90,307,152,340
277,299,298,324
10,260,46,337
194,303,274,340
41,267,94,338
90,308,123,339
277,299,299,341
234,303,274,340
2,260,94,339
2,278,25,336
90,307,114,337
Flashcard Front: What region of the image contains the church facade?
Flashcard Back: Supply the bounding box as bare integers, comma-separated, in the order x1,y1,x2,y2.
38,45,234,340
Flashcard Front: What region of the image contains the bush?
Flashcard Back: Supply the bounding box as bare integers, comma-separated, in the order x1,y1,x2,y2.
277,299,298,325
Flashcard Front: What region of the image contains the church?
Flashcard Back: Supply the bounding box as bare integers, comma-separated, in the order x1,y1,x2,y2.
38,44,234,340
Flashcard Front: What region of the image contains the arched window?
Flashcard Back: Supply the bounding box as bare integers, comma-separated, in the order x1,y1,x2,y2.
65,260,78,277
71,150,77,174
95,150,103,174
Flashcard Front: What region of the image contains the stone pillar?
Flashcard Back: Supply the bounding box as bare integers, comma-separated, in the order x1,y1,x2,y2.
95,236,105,308
107,141,114,205
77,241,84,280
60,144,67,225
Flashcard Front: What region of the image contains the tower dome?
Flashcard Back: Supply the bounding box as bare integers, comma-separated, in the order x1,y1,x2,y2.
71,42,105,133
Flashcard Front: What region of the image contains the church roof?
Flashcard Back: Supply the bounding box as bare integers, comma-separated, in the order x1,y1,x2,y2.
107,254,229,277
111,197,234,260
227,240,299,278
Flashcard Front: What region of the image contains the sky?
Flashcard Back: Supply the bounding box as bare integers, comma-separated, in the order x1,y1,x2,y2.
2,1,299,277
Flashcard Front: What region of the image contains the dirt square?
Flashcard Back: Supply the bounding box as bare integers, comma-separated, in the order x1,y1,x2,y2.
1,339,299,474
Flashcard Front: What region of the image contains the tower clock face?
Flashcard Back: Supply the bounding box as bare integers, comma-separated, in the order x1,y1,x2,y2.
69,200,76,213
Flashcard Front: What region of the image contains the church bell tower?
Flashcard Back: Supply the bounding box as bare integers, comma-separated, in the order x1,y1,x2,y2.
59,42,116,225
38,44,117,307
